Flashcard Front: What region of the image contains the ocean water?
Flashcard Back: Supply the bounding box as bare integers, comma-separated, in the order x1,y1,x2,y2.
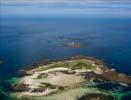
0,17,131,82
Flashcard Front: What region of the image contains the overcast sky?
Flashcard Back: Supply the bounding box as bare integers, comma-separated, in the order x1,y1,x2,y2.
1,0,131,18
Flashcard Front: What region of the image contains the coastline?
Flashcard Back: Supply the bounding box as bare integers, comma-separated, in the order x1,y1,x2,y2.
18,56,131,84
18,56,106,75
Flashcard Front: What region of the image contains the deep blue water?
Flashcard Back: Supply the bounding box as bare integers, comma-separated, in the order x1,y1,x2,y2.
0,17,131,81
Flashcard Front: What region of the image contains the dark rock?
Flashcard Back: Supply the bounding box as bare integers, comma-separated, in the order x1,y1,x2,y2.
101,71,131,84
12,83,29,92
31,88,45,92
17,69,31,77
78,93,114,100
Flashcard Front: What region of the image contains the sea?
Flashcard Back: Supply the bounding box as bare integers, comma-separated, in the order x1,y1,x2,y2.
0,16,131,100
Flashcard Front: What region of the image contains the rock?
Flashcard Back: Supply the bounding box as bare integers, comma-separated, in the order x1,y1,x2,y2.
12,83,29,92
31,88,45,92
78,94,114,100
101,71,131,84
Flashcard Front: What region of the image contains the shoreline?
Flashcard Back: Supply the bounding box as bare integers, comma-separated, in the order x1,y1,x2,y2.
18,56,107,76
18,56,131,84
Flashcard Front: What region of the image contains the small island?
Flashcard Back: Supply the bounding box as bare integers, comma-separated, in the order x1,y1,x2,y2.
8,56,131,100
65,42,82,48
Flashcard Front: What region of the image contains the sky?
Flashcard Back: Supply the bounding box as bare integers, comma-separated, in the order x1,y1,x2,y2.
1,0,131,18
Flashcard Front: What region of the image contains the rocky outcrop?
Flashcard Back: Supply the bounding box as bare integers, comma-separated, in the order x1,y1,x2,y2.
12,83,29,92
101,70,131,84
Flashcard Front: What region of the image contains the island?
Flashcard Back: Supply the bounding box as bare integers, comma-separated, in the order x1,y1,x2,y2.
65,42,83,48
8,56,131,100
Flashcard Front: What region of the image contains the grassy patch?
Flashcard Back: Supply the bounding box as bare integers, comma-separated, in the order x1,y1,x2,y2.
40,82,57,89
37,73,48,79
36,59,97,72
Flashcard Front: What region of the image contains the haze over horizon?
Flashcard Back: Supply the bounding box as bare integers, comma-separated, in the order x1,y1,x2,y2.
1,0,131,18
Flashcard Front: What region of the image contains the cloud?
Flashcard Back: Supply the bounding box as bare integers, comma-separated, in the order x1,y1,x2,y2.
1,0,131,3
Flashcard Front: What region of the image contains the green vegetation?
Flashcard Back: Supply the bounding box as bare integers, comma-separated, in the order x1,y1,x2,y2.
40,82,64,90
35,59,96,72
71,62,96,70
40,82,56,89
36,73,48,79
